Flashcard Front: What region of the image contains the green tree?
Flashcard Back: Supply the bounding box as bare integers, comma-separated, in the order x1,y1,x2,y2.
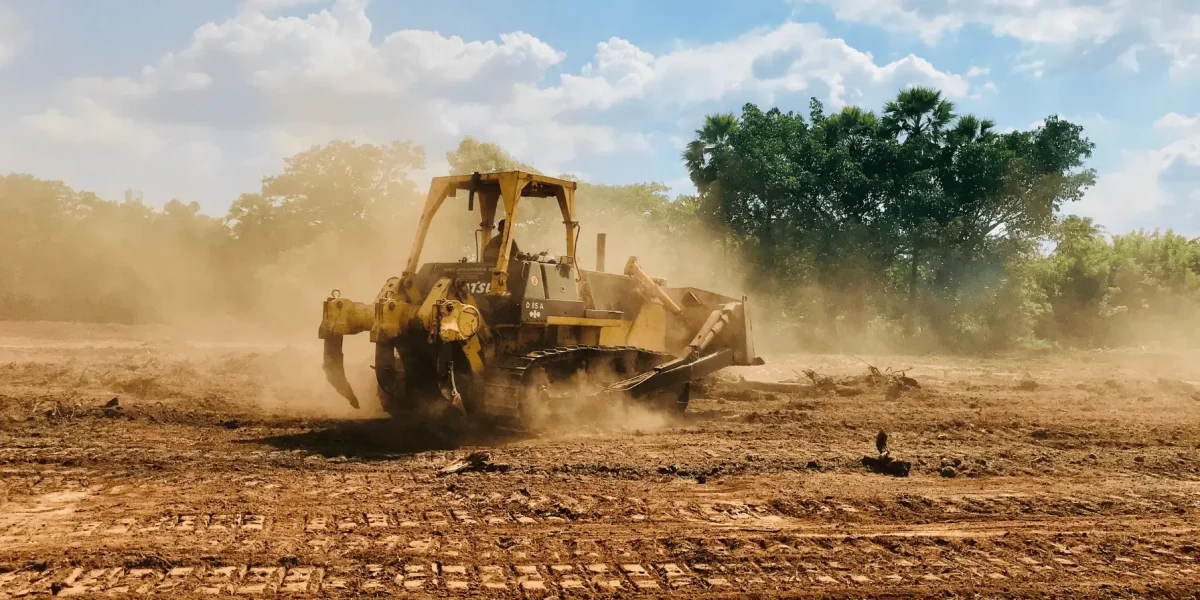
881,86,956,143
446,136,538,175
878,88,956,327
683,113,738,228
0,173,237,323
681,88,1097,348
227,140,425,257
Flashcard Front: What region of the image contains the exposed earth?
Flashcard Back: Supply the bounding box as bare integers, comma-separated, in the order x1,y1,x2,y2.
2,321,1200,598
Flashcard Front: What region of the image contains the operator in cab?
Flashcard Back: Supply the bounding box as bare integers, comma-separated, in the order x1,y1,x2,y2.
482,218,520,264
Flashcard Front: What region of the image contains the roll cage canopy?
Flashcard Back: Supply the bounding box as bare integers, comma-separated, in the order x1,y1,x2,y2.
402,171,579,295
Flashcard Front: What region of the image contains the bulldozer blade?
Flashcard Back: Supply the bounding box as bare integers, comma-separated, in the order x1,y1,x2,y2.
603,349,735,399
323,335,359,408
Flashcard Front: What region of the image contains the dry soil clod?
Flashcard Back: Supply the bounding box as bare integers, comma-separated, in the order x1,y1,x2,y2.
862,454,912,477
862,430,911,476
939,457,964,477
438,451,510,476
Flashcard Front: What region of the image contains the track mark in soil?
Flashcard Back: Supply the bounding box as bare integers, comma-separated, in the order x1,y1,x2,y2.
2,551,1198,597
4,488,1199,547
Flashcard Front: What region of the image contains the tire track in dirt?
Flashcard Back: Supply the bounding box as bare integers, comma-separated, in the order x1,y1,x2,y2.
4,489,1200,542
2,524,1198,597
3,491,1199,597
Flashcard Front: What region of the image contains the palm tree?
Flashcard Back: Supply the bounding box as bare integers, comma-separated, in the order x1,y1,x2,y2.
682,113,738,272
947,114,996,145
683,113,737,188
822,106,879,137
880,88,956,332
881,87,956,143
820,107,882,153
833,106,879,127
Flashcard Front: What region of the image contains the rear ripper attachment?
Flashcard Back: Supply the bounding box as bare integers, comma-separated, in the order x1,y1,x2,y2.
317,170,763,432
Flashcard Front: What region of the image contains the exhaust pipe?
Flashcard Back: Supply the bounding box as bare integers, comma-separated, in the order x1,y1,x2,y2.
596,232,606,272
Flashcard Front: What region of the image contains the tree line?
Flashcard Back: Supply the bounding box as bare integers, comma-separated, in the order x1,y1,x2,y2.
0,135,702,331
1,86,1195,349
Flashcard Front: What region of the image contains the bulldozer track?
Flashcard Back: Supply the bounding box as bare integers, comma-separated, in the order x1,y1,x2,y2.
479,345,675,424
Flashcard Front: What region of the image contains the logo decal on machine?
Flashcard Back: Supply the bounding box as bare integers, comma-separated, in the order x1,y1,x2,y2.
464,281,491,294
524,300,545,321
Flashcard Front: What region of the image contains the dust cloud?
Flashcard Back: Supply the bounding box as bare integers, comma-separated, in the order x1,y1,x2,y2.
0,170,840,421
236,182,752,420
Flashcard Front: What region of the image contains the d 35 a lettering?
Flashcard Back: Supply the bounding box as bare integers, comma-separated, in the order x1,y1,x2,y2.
524,300,545,320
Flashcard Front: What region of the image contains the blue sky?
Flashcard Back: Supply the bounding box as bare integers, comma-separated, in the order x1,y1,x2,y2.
0,0,1198,234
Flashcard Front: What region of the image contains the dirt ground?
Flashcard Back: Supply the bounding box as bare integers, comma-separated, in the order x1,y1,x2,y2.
2,321,1200,598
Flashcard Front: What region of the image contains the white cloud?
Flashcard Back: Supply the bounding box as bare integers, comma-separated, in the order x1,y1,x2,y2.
240,0,326,14
21,99,165,155
1014,58,1045,79
989,5,1120,44
553,24,970,110
1074,113,1200,232
1113,44,1143,73
0,2,30,69
795,0,1200,78
795,0,1123,44
0,1,974,210
966,65,990,77
797,0,965,43
1076,152,1171,226
968,80,999,99
1156,112,1200,133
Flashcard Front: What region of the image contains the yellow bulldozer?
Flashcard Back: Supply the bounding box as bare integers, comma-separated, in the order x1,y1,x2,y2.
318,171,763,431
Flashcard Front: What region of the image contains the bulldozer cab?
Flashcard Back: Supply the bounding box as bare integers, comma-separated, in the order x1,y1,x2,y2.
403,171,578,297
